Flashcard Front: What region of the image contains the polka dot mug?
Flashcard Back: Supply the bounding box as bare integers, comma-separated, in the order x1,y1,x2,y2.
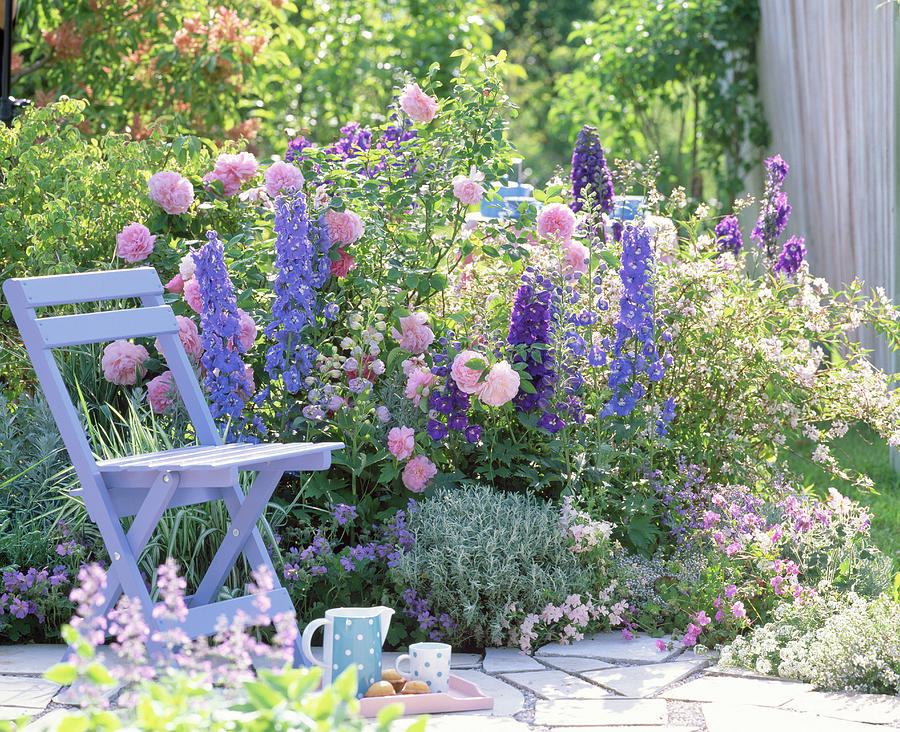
395,642,452,693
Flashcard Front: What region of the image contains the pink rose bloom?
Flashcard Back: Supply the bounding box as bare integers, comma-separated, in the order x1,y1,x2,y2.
156,315,202,361
451,350,487,394
452,167,485,206
392,312,434,354
402,454,437,493
116,222,156,263
477,360,520,407
330,247,357,278
147,371,177,414
148,171,194,215
164,273,184,294
101,340,149,385
183,277,202,313
205,151,259,196
237,309,257,352
387,426,415,460
399,82,439,124
537,202,576,242
264,160,304,197
563,240,589,276
405,367,435,407
323,208,364,246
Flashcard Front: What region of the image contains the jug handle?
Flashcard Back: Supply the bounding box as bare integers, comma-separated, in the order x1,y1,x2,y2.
301,617,329,668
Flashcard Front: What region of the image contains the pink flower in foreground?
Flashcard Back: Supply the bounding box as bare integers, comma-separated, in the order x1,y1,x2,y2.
404,367,435,407
451,350,487,394
164,273,184,294
264,160,304,198
101,340,149,385
656,639,667,652
236,309,257,352
330,247,357,278
183,277,202,313
392,312,434,354
399,82,439,124
402,454,437,492
731,601,746,619
452,167,485,206
537,202,576,242
387,426,415,460
116,222,156,263
563,239,589,276
156,315,201,361
323,208,364,246
477,360,520,407
147,371,177,414
148,171,194,215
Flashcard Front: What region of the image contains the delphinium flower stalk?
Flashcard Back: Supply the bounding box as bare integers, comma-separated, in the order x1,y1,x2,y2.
570,124,614,221
751,155,791,260
774,235,807,277
194,230,249,442
715,215,743,257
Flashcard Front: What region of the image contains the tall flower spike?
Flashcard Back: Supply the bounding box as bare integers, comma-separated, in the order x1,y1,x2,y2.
570,125,614,217
194,230,248,441
751,155,792,259
715,216,743,257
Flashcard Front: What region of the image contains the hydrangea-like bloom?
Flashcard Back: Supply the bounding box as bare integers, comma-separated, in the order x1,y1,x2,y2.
774,236,806,277
570,125,614,216
116,222,156,263
148,171,194,215
715,216,743,257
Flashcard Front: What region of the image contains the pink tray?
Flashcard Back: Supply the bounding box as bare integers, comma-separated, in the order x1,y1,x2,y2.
359,674,494,717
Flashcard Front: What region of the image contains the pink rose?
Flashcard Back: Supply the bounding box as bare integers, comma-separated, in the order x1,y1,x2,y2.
402,454,437,492
563,240,589,276
148,171,194,215
537,202,576,242
405,367,435,407
164,273,184,294
205,152,259,196
116,222,156,263
387,426,415,460
156,315,202,361
392,312,434,355
264,160,304,198
451,350,487,394
147,371,177,414
101,340,149,385
183,277,202,313
452,167,485,206
179,252,196,280
330,247,357,278
399,82,439,124
236,309,257,352
477,360,520,407
323,208,364,246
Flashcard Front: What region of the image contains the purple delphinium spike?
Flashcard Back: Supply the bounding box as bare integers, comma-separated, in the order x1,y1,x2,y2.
774,236,806,277
715,216,743,257
570,125,614,217
751,155,792,259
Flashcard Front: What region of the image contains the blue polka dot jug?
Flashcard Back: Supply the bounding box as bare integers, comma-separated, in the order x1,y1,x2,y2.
301,606,394,694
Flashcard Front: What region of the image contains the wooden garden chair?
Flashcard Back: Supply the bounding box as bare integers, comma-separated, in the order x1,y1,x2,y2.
3,267,342,664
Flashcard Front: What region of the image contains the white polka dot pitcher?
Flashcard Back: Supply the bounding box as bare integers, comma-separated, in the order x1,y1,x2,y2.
301,606,394,692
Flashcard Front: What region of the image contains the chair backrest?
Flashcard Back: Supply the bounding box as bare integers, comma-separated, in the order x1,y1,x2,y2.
3,267,221,483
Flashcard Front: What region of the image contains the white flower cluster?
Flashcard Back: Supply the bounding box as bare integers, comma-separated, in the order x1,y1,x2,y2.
559,495,612,554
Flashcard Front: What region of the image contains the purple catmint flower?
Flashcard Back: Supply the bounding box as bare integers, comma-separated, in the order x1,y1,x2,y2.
715,216,743,257
774,236,806,277
330,502,358,526
570,125,614,216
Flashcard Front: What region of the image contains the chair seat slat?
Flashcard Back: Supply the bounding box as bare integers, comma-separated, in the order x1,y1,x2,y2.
8,268,163,307
36,306,178,348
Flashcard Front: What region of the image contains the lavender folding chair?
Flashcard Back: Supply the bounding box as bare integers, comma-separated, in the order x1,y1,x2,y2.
3,267,342,664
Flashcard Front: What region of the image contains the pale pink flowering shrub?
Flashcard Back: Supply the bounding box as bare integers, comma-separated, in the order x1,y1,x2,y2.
392,312,435,354
264,160,304,197
148,171,194,215
477,360,520,407
399,82,439,123
236,309,257,352
451,167,485,206
155,315,202,361
537,202,576,241
451,349,487,394
183,277,202,313
402,454,437,492
204,152,259,196
101,340,149,385
323,208,364,245
405,367,435,407
147,371,177,414
387,426,416,460
559,496,613,554
116,222,156,263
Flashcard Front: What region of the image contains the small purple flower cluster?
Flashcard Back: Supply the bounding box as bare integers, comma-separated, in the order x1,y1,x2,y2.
194,231,249,440
330,502,358,526
714,215,743,257
427,337,479,444
751,155,792,259
264,193,330,394
774,235,807,277
401,588,457,641
570,124,614,217
0,566,68,623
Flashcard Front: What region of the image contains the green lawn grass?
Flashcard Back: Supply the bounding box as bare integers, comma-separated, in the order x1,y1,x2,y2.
787,425,900,572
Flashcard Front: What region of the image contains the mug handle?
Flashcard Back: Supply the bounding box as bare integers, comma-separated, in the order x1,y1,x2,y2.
395,653,412,678
301,617,329,668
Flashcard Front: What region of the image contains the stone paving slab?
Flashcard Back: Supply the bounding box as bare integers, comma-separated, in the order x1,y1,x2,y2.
452,669,525,717
537,635,680,664
566,728,698,732
702,702,886,732
785,689,900,725
0,706,34,722
583,659,709,698
538,657,614,674
0,676,60,710
422,714,535,732
663,674,813,707
23,709,69,732
533,698,668,727
483,648,546,674
500,669,613,700
0,646,66,676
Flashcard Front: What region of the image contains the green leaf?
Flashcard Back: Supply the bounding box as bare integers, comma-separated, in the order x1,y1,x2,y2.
57,715,90,732
45,663,78,685
332,665,358,700
599,250,620,269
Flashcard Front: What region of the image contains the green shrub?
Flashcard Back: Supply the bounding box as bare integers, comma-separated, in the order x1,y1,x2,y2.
390,484,591,648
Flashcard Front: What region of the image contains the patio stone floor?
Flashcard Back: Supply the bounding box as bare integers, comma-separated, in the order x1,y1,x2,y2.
1,634,899,731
